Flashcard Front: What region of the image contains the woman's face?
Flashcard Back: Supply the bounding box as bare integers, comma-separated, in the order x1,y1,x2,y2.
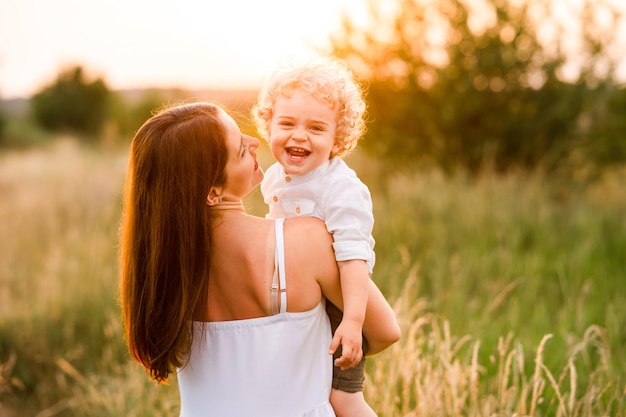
218,109,263,200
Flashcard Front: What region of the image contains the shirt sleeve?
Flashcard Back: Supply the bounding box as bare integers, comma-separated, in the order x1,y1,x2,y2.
323,175,375,273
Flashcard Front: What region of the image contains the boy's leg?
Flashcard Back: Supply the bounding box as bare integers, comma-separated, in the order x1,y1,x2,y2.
326,302,376,417
330,390,377,417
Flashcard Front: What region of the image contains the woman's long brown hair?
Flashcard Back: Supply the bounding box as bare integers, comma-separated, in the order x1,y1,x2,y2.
119,103,227,382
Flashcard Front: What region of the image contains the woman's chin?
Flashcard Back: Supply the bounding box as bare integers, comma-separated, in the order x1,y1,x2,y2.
252,171,264,188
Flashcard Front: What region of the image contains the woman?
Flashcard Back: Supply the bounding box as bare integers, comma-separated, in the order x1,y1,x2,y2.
119,102,400,417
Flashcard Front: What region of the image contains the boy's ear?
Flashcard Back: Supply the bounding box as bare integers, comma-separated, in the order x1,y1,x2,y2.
331,142,343,156
206,187,223,206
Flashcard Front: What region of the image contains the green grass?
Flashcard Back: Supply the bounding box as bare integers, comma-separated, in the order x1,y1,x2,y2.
0,139,624,416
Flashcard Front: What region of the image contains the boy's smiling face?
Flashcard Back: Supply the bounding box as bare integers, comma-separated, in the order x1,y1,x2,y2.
268,92,340,176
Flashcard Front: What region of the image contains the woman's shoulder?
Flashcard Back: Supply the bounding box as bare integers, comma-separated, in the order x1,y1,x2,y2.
284,216,327,234
282,217,338,283
283,217,333,249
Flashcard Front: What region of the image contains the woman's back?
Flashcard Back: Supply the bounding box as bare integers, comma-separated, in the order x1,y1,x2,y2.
178,217,337,417
195,213,337,322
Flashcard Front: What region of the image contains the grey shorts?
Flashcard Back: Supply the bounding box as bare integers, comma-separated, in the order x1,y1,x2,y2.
326,301,368,393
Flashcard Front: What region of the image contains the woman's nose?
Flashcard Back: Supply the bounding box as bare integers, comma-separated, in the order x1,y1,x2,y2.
246,135,260,149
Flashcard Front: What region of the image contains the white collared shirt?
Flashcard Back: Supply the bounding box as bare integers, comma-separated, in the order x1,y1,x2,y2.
261,158,375,273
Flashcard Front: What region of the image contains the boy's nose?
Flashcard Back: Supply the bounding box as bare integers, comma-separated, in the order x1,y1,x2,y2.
292,129,306,140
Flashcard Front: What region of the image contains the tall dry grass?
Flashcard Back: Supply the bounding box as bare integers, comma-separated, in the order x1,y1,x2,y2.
365,273,625,416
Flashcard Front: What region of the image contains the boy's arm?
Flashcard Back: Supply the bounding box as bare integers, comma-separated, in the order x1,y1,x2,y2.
329,259,370,370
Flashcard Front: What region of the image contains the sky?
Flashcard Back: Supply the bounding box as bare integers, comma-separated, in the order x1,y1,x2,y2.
0,0,369,99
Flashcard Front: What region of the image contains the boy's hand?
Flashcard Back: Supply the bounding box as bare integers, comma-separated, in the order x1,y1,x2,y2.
328,318,363,370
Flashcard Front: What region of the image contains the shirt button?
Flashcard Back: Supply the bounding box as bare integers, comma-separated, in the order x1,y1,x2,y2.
296,206,301,214
272,196,278,202
285,176,291,182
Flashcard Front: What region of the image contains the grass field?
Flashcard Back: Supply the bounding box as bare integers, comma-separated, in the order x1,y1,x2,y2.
0,138,624,416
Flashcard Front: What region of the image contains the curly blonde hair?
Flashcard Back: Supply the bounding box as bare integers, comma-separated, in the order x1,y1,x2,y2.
252,56,367,158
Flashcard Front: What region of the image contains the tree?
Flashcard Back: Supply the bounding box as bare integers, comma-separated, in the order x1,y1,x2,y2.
331,0,623,174
108,89,168,139
31,66,110,138
582,86,626,168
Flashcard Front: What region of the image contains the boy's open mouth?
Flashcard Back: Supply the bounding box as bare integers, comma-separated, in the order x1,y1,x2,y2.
286,147,310,160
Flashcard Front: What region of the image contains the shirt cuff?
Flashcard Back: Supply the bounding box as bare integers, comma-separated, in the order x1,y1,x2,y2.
332,241,375,274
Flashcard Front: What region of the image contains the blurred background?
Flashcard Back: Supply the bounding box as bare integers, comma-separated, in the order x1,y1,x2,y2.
1,0,625,416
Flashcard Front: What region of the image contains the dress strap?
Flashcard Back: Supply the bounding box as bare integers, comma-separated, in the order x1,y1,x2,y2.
271,218,287,314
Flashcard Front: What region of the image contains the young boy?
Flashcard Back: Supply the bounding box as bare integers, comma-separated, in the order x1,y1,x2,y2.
252,56,378,417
